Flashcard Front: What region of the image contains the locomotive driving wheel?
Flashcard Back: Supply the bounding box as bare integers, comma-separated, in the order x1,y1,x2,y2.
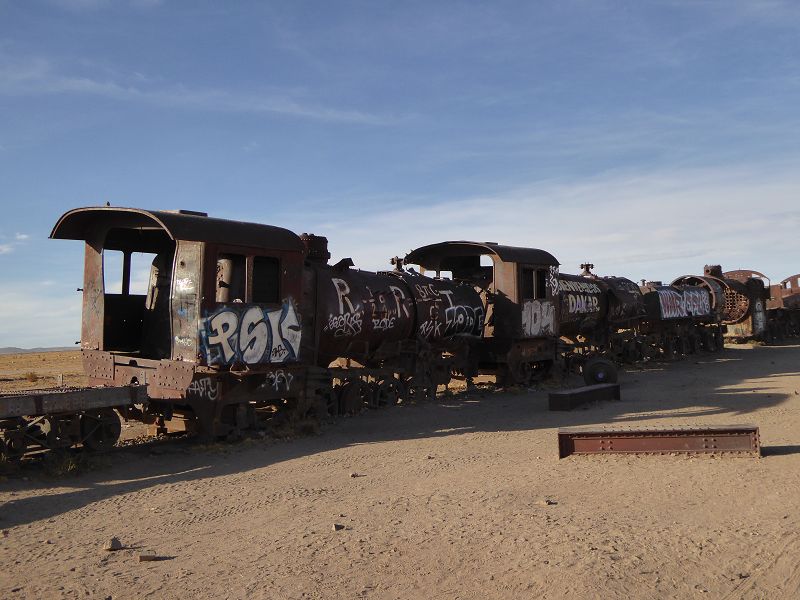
79,408,122,452
1,418,30,460
373,378,403,408
582,357,618,385
513,361,533,387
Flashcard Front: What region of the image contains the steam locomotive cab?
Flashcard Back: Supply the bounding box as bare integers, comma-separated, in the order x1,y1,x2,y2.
50,207,308,437
404,241,560,386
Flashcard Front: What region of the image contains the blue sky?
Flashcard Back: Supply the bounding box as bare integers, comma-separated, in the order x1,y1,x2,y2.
1,0,799,346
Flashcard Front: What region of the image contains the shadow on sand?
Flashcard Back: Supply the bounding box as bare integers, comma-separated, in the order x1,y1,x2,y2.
2,344,798,528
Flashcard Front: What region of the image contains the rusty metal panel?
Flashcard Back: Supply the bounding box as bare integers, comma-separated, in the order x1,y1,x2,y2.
558,425,760,458
549,383,620,411
152,360,196,394
81,239,104,350
82,349,114,381
172,240,202,361
0,386,147,419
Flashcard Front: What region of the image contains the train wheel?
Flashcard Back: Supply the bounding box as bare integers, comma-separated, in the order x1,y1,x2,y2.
1,419,29,460
715,329,725,349
582,357,618,386
704,331,717,352
337,381,366,415
80,409,121,452
514,362,534,387
374,378,401,407
0,437,25,462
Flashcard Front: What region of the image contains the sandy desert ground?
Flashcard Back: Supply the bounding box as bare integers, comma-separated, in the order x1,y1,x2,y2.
1,344,799,599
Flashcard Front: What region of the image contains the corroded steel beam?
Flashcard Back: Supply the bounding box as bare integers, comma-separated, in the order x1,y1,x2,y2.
0,386,146,419
558,425,760,458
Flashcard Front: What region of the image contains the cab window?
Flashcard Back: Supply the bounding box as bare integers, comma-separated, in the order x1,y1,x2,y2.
252,256,280,304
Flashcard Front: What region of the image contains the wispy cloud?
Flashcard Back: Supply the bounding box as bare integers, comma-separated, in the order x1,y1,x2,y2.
49,0,163,11
0,232,31,254
0,288,81,346
0,56,392,125
303,162,800,283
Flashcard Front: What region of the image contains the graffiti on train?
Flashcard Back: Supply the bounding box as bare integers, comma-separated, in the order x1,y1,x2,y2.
657,289,711,319
522,300,556,337
200,300,301,365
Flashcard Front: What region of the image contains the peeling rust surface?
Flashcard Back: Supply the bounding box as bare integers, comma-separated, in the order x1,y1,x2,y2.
558,425,760,458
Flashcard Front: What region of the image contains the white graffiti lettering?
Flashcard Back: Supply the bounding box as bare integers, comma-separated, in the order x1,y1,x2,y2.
418,319,442,339
372,316,396,331
174,336,193,347
566,293,600,314
175,277,195,293
265,370,294,392
200,300,302,365
558,279,602,294
444,305,484,336
332,278,355,314
389,285,411,318
548,266,560,295
657,289,711,319
415,283,440,300
522,300,556,337
188,377,219,401
326,311,363,337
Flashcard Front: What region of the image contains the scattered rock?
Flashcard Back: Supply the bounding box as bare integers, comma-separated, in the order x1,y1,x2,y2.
2,530,8,537
138,554,159,562
45,539,53,545
349,472,365,478
332,523,345,532
535,499,558,506
738,573,750,579
103,537,123,552
426,455,434,460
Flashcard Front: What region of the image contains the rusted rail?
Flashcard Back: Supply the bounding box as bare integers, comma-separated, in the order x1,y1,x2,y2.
558,425,760,458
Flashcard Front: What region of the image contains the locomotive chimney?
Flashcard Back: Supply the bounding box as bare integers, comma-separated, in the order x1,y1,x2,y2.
301,233,331,264
579,263,595,277
704,265,723,278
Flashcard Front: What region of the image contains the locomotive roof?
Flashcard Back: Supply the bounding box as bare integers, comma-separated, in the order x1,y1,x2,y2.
50,206,305,253
405,241,559,268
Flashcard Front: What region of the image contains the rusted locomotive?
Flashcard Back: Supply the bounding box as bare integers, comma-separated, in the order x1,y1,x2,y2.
1,207,488,458
719,268,800,340
402,241,565,386
0,206,791,461
549,264,724,365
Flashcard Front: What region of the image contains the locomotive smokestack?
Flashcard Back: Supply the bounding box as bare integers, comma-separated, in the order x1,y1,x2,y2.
301,233,331,264
704,265,723,278
580,263,595,277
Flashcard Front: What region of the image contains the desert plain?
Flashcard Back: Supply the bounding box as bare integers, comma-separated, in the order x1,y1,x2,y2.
1,344,799,599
